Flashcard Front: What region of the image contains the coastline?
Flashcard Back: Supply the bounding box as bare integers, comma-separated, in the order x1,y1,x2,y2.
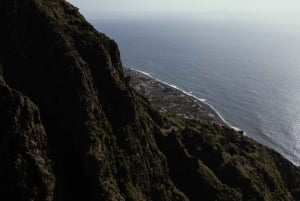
125,67,244,133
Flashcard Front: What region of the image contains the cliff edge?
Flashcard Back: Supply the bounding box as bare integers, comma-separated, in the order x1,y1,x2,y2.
0,0,299,201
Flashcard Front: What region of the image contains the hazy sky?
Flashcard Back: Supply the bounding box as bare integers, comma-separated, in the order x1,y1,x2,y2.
67,0,300,19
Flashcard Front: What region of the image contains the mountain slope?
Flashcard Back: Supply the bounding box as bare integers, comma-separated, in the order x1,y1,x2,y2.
0,0,299,201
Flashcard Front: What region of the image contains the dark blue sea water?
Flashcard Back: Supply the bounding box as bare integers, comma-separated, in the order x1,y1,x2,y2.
92,16,300,165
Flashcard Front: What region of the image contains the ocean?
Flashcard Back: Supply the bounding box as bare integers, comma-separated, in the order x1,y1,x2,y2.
92,15,300,165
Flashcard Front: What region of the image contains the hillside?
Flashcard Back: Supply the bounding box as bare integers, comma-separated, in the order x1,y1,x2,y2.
0,0,299,201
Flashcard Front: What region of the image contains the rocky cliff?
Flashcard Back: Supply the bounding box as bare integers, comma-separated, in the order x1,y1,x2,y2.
0,0,299,201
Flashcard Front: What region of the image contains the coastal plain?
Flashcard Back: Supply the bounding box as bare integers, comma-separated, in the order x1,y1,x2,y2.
125,68,227,126
1,0,300,200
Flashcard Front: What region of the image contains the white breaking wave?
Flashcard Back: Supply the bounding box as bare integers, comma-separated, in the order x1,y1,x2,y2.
129,68,244,133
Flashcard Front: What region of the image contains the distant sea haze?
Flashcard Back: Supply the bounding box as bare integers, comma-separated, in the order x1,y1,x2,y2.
93,15,300,166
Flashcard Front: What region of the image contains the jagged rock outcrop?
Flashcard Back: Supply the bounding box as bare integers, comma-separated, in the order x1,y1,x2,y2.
0,1,186,200
0,76,55,201
0,0,299,201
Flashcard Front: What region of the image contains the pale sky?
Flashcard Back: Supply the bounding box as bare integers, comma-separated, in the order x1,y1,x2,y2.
67,0,300,19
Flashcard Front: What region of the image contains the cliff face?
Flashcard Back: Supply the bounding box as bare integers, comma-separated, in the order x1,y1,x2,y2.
0,1,186,200
0,77,55,201
0,0,299,201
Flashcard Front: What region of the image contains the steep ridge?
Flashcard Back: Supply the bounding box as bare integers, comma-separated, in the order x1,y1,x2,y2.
0,0,299,201
0,76,55,200
0,1,186,200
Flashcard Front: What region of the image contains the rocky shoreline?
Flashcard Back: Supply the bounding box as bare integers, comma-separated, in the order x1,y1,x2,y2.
125,68,228,126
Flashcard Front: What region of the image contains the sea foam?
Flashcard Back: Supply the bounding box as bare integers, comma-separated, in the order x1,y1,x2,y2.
130,68,244,133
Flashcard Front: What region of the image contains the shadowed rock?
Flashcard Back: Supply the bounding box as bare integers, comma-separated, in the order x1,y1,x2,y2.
0,0,299,201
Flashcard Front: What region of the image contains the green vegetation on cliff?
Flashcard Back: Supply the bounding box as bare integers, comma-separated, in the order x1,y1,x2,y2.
0,0,299,201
